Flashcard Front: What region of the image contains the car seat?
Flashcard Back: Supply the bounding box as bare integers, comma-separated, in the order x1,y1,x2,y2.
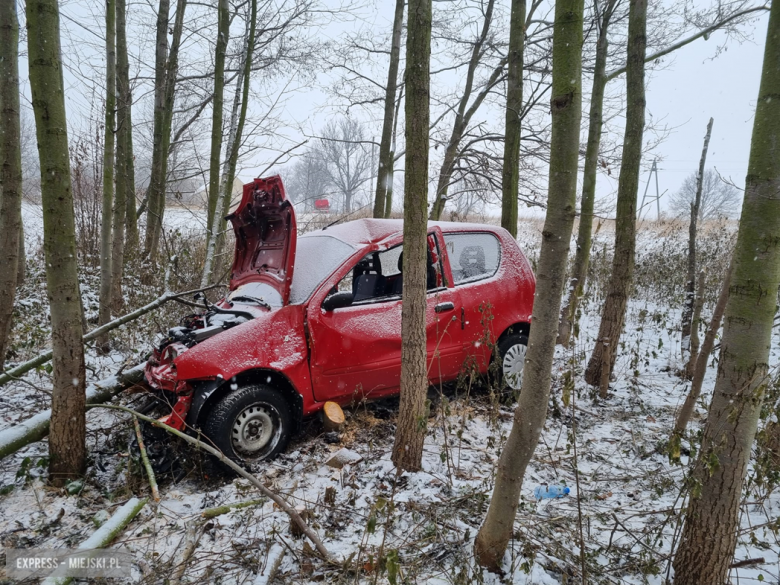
459,246,486,279
392,249,437,294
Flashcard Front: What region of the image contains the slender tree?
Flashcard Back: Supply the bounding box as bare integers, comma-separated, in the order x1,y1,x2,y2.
0,0,23,373
212,0,257,275
373,0,405,219
558,0,618,346
98,0,117,352
474,0,583,569
121,0,138,257
17,226,26,285
428,0,504,221
499,0,526,238
681,117,713,375
202,0,231,286
144,0,187,259
111,0,131,310
26,0,87,484
673,3,780,579
390,0,432,472
584,0,646,389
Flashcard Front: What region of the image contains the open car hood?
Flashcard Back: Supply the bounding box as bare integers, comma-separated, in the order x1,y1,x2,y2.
227,175,297,305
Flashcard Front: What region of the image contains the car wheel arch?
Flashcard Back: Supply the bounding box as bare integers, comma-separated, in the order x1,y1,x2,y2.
498,322,530,344
191,369,304,434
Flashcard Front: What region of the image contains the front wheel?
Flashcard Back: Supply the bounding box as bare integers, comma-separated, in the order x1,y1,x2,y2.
203,385,291,465
497,333,528,391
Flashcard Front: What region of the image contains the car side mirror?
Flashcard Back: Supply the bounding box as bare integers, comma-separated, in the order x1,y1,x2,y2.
322,291,354,312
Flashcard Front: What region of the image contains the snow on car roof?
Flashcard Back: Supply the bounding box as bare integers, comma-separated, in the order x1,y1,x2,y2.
304,218,505,247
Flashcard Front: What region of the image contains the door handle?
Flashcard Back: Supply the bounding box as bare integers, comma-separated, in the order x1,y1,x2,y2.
434,302,455,313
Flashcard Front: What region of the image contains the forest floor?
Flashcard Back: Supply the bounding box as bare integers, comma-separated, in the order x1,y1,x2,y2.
0,207,778,584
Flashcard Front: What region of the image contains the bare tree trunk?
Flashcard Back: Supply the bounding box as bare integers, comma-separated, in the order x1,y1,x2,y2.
26,0,87,485
373,0,405,219
473,0,583,569
202,0,230,286
673,4,780,578
383,90,403,218
17,225,26,286
685,269,706,377
391,0,431,473
98,0,117,352
681,117,714,368
499,0,526,238
584,0,647,388
671,261,731,457
111,0,130,311
0,0,23,373
143,0,186,260
212,0,257,279
557,0,617,347
122,0,138,257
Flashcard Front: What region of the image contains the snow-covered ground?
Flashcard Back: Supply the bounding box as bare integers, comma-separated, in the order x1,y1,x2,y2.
1,210,778,584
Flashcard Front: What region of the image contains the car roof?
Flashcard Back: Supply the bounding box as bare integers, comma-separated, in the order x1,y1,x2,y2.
302,218,506,247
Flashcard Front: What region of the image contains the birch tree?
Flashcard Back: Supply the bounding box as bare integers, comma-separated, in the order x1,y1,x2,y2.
391,0,431,473
673,3,780,579
584,0,646,390
474,0,583,568
26,0,88,484
98,0,117,352
372,0,405,219
0,0,23,373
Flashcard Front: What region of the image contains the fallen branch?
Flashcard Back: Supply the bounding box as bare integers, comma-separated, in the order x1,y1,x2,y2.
253,543,285,585
88,403,332,560
0,364,146,460
729,557,765,569
201,498,267,519
170,519,208,585
133,417,160,502
41,497,147,585
0,284,223,387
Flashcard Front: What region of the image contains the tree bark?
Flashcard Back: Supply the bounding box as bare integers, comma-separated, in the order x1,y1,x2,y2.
26,0,87,485
474,0,583,570
671,261,731,457
673,3,780,579
685,268,706,377
111,0,130,311
557,0,617,347
584,0,647,388
143,0,186,259
499,0,526,238
202,0,230,286
373,0,405,219
17,225,26,286
391,0,431,473
383,91,403,218
98,0,117,353
0,0,23,373
211,0,257,282
681,117,714,367
122,0,138,257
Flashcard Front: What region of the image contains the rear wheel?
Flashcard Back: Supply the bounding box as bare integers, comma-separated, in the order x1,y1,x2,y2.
203,385,291,465
497,333,528,391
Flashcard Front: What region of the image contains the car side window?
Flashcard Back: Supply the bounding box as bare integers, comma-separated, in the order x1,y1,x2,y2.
328,236,443,306
443,232,501,285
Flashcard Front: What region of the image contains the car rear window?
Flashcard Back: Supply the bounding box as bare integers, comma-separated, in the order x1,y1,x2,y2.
289,234,355,304
443,232,501,285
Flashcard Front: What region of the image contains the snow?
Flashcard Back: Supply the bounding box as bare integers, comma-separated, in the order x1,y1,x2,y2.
2,210,778,583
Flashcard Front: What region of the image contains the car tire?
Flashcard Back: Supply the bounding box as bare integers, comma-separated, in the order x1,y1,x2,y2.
497,333,528,392
203,384,291,465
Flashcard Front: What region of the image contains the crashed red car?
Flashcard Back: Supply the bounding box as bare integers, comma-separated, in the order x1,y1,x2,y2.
144,175,536,464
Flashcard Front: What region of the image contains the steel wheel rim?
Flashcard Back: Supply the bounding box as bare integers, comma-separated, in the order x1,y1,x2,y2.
502,342,527,390
231,402,280,458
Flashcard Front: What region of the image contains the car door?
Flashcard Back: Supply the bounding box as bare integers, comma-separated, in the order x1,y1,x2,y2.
307,229,462,404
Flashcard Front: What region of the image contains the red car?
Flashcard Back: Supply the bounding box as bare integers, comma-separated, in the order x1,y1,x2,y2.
144,176,535,464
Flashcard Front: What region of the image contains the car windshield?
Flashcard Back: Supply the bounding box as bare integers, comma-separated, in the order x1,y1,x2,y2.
289,234,355,304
